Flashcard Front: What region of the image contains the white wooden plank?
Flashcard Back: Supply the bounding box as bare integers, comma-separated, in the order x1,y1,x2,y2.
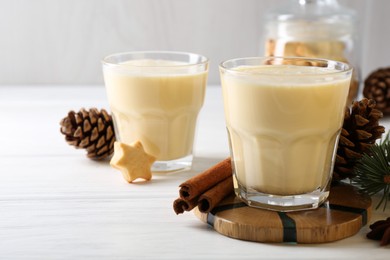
0,86,389,259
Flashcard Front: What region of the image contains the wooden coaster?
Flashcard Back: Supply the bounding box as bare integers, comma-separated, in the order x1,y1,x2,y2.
194,183,371,244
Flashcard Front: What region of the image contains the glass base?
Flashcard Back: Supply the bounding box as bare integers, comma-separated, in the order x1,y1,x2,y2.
151,155,193,172
235,182,329,212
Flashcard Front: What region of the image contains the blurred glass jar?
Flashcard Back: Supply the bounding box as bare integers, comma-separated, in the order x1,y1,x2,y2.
261,0,359,104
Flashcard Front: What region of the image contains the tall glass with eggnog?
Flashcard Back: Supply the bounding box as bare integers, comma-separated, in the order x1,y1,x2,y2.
103,51,208,172
220,57,352,211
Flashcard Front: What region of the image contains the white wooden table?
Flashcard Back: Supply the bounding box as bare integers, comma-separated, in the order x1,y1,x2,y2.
0,85,389,259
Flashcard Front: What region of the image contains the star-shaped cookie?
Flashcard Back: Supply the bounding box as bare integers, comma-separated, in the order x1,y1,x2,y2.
110,141,156,183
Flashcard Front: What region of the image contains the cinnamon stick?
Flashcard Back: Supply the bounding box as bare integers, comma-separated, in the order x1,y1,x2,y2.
179,157,232,201
173,197,198,215
198,176,234,213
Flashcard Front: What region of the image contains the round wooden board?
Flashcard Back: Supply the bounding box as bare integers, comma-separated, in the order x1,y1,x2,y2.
194,183,371,244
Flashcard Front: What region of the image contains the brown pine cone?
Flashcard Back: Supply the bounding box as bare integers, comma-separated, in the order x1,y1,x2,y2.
363,67,390,114
60,108,116,160
333,99,385,181
366,217,390,246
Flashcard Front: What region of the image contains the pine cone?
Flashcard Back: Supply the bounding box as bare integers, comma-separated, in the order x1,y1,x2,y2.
60,108,116,160
333,99,385,181
363,67,390,114
366,217,390,246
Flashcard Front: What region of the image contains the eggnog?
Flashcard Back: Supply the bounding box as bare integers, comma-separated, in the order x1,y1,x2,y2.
103,59,207,165
221,62,351,208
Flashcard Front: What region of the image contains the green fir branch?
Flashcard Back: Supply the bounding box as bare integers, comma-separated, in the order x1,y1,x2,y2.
353,133,390,211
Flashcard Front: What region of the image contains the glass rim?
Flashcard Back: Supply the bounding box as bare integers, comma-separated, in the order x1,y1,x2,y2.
102,51,209,68
219,56,353,76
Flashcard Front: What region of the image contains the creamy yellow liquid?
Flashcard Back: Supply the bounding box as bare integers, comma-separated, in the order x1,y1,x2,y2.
104,59,207,161
221,65,350,195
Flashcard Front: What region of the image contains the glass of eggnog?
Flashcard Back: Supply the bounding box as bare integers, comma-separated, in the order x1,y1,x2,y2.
220,56,352,211
102,51,208,172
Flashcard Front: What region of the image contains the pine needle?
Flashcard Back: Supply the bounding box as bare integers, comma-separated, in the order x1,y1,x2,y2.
353,133,390,211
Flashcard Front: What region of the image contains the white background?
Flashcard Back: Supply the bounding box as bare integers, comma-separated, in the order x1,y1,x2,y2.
0,0,389,86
